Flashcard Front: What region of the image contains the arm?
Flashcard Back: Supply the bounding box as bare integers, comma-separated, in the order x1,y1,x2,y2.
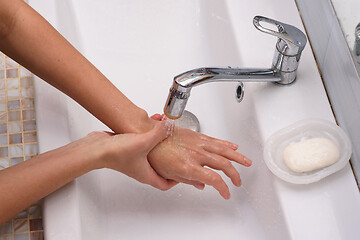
0,121,173,225
0,0,151,134
0,0,252,200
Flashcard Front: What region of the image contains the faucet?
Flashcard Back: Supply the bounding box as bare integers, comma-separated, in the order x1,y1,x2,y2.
355,22,360,56
164,16,307,119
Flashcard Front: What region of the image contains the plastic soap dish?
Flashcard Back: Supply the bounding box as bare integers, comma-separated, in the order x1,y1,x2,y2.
263,119,352,184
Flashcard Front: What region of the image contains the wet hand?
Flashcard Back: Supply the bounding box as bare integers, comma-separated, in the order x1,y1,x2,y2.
86,120,177,191
148,114,252,199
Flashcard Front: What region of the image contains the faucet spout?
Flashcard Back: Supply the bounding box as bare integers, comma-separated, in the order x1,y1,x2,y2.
164,16,307,120
164,67,281,119
174,67,281,88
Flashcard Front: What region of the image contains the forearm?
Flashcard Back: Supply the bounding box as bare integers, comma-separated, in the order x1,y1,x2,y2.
0,120,175,224
0,0,152,134
0,143,100,225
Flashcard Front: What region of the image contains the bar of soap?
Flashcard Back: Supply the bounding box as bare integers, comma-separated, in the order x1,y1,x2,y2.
283,137,340,173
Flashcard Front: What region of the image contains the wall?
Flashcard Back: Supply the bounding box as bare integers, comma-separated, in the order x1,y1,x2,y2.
296,0,360,184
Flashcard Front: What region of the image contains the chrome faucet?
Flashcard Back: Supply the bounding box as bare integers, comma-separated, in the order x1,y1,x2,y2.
355,23,360,56
164,16,307,119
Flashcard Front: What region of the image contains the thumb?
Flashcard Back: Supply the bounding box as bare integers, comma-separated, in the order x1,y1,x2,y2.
150,113,163,121
143,120,174,150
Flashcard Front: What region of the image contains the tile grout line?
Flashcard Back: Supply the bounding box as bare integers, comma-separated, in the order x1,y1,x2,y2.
5,57,10,163
0,53,44,240
19,62,26,165
4,56,10,171
18,62,31,240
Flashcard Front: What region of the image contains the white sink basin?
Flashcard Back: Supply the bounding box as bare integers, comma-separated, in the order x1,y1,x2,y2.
30,0,360,239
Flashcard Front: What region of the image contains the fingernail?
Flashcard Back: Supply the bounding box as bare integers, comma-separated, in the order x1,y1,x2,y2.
231,143,238,150
244,157,252,166
225,192,231,200
194,184,204,190
236,178,242,187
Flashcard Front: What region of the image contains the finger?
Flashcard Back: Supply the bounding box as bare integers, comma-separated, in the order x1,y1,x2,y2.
191,167,230,200
176,177,206,190
200,151,242,187
204,143,252,167
150,113,163,121
144,162,178,191
143,120,174,150
204,135,239,150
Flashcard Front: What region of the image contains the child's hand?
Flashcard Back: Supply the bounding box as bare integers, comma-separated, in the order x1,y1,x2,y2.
85,120,177,190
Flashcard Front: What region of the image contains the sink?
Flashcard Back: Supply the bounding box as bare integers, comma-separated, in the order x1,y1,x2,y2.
30,0,360,239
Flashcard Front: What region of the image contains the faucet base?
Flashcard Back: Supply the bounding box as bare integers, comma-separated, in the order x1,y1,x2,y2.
275,71,297,85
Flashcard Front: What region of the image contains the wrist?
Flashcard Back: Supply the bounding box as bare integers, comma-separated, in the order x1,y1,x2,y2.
123,108,155,134
64,132,111,171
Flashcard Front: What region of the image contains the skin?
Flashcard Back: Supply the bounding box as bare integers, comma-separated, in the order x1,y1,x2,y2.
0,120,173,224
0,0,252,224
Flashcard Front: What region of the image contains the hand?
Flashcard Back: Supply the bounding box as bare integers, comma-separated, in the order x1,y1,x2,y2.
84,120,177,190
148,114,252,199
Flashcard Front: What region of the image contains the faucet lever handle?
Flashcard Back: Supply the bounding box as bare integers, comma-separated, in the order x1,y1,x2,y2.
253,16,307,56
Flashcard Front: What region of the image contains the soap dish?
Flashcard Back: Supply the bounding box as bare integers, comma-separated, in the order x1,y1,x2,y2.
263,119,352,184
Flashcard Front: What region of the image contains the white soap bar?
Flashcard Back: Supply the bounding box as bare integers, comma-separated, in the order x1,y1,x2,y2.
283,137,340,173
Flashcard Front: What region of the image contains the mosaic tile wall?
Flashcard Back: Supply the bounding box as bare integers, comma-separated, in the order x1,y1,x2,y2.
0,53,44,240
